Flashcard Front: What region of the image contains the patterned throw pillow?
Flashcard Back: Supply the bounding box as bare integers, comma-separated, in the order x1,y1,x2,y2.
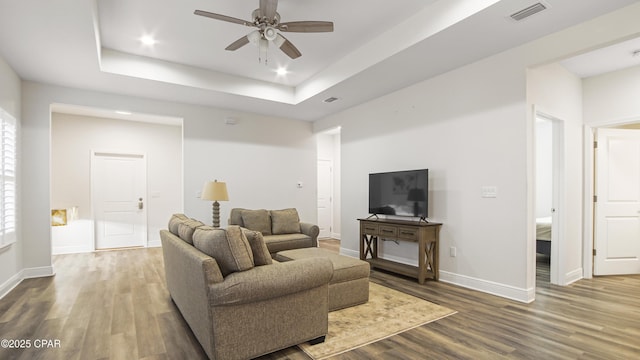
243,229,272,266
193,225,254,277
271,208,301,234
240,209,272,235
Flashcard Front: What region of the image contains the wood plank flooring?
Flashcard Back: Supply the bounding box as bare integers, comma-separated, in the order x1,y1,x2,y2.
0,240,638,359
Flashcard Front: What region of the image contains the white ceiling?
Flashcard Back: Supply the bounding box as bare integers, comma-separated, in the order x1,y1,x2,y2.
0,0,639,122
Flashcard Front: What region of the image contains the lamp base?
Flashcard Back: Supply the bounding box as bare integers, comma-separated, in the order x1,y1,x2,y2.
212,201,221,228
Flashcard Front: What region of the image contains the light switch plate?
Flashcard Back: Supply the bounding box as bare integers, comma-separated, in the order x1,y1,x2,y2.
481,186,497,198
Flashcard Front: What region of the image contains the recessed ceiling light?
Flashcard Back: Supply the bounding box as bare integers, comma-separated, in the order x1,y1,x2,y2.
115,110,132,115
276,67,288,76
140,35,156,46
323,97,339,103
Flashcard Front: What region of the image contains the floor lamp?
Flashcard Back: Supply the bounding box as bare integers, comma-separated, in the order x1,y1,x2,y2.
201,180,229,228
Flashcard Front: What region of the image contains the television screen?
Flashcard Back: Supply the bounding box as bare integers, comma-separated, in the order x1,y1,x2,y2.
369,169,428,219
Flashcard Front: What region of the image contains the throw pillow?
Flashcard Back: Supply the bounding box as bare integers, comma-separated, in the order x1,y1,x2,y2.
177,219,205,245
271,208,301,234
242,229,272,266
168,213,189,235
193,225,254,277
241,209,272,235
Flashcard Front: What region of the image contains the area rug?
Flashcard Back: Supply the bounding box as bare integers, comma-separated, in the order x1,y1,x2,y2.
298,282,456,359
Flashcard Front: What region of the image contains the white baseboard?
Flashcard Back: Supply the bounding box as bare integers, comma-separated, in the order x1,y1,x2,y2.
0,271,22,300
331,232,341,240
340,247,359,258
147,240,161,248
439,270,534,303
563,267,583,286
52,245,93,255
341,248,534,303
0,266,55,300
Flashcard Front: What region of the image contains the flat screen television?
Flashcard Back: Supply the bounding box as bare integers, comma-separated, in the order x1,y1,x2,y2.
369,169,429,220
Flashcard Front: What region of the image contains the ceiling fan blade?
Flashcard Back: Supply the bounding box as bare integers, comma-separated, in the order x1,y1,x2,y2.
260,0,278,20
225,36,250,51
278,21,334,33
194,10,254,27
274,33,301,59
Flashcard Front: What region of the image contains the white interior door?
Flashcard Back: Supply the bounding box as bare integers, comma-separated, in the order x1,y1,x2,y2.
594,128,640,275
92,152,147,250
317,159,332,239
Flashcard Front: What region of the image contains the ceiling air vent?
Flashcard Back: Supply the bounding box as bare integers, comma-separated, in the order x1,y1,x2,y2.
510,2,547,21
323,96,339,103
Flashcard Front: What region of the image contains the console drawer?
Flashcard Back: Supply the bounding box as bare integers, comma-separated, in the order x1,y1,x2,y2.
379,225,397,238
397,226,419,242
362,223,379,235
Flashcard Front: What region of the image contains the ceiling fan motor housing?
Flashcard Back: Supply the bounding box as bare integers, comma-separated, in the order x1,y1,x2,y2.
252,9,280,26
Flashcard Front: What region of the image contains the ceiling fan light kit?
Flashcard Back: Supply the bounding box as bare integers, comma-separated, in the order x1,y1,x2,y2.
195,0,333,64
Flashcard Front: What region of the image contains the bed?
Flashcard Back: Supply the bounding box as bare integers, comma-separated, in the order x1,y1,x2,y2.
536,216,552,256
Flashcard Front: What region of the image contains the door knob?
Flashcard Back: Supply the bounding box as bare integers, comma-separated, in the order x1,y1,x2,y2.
138,198,144,210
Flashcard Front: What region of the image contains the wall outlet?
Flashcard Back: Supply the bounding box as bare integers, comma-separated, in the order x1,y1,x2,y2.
450,246,457,257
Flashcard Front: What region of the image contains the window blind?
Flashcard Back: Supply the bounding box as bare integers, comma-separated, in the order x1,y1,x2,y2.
0,108,16,248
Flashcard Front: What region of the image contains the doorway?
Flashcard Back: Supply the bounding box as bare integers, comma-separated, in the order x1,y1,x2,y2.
50,106,183,255
535,112,564,285
92,152,147,250
317,127,341,241
592,127,640,276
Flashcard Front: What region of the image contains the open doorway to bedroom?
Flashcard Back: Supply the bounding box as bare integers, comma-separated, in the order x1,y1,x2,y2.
535,113,563,284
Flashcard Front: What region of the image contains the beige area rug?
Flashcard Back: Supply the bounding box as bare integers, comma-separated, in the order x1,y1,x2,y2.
298,282,456,359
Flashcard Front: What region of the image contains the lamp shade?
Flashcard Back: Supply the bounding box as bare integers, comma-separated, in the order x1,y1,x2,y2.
201,180,229,201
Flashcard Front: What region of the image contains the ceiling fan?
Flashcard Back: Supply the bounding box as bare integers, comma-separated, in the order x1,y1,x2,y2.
195,0,334,63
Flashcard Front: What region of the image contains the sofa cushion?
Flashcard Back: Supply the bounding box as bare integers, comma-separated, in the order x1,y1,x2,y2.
168,213,190,235
241,209,272,235
263,233,313,254
271,208,301,235
193,225,254,277
242,229,272,266
177,219,205,245
228,208,247,227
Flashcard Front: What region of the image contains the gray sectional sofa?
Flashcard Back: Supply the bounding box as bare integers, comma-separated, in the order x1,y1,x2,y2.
228,208,319,255
160,214,333,360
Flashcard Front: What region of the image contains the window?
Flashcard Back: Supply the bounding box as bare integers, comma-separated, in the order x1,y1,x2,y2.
0,108,16,248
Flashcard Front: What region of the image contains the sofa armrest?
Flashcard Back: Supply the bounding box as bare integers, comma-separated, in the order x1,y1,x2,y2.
300,222,320,246
208,257,332,306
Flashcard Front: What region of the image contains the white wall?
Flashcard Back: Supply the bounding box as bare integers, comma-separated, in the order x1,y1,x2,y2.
583,65,640,125
317,51,530,300
314,3,640,301
21,81,318,275
0,55,22,298
50,113,182,253
527,63,584,286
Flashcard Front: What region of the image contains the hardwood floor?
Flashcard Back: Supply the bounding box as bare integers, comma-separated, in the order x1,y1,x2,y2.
1,241,638,359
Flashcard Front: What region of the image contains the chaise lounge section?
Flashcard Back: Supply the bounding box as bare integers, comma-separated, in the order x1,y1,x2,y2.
161,214,333,360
